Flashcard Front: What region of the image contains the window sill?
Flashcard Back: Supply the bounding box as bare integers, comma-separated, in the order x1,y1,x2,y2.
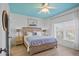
63,39,75,42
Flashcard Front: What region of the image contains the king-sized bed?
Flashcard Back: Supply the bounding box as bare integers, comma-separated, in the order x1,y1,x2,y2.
22,27,57,55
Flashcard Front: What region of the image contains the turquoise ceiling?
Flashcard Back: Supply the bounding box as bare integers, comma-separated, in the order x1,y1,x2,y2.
9,3,79,19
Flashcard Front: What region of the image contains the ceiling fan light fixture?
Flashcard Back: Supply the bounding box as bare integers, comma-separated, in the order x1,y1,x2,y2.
42,3,48,7
38,3,55,14
41,8,49,13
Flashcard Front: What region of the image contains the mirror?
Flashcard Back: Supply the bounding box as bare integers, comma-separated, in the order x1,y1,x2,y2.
2,10,8,31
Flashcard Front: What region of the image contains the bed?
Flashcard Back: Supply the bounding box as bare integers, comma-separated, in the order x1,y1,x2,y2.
22,27,57,55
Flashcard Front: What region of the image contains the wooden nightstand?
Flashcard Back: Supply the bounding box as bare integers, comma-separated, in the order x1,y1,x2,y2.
15,36,24,46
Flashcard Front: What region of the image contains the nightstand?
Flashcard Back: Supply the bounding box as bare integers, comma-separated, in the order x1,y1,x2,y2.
15,36,24,46
14,29,24,46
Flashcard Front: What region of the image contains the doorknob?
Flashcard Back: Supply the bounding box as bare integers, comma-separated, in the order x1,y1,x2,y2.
0,48,8,54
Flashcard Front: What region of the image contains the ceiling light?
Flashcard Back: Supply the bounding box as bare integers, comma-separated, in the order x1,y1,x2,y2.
38,3,56,14
40,8,49,13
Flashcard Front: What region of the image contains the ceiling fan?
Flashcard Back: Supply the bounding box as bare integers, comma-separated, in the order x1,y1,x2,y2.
38,3,56,14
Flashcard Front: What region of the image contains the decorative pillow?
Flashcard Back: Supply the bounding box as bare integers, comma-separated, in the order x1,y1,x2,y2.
36,32,42,36
27,32,32,37
32,32,37,36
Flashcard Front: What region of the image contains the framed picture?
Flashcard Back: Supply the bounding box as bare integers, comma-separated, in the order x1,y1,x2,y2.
27,17,38,26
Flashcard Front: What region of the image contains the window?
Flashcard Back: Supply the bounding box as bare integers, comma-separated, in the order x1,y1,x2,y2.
54,20,76,41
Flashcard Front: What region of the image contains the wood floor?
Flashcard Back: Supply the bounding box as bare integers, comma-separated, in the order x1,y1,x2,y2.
10,44,79,56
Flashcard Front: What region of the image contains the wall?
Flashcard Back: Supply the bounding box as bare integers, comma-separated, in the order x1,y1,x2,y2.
49,7,79,50
9,13,42,36
9,13,52,36
9,13,40,45
0,4,2,52
74,7,79,50
9,13,27,36
40,20,53,35
0,3,10,56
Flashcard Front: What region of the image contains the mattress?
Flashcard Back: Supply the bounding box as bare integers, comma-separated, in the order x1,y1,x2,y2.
24,36,57,46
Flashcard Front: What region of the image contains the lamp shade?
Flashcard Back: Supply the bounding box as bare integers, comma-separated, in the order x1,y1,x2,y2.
16,29,21,32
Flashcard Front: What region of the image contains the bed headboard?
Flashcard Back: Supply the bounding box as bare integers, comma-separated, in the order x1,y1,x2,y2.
22,27,42,35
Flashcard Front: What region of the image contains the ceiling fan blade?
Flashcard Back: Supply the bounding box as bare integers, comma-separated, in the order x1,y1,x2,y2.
37,3,56,14
42,3,48,6
48,7,56,9
36,7,43,9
